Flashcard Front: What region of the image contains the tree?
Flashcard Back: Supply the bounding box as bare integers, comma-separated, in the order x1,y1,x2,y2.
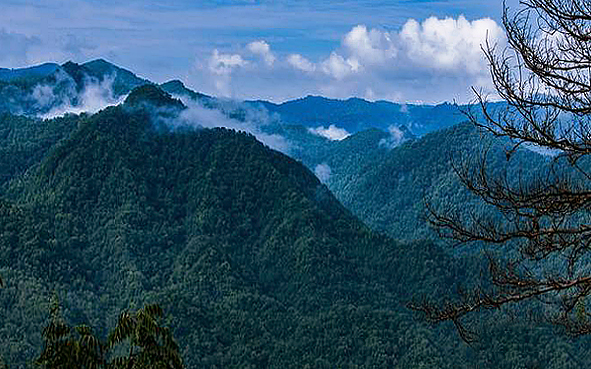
36,298,183,369
412,0,591,341
107,304,183,369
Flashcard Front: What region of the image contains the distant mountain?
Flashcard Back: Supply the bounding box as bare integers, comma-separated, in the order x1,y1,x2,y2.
316,123,552,241
160,79,213,105
249,95,469,136
0,59,149,116
0,86,457,367
0,62,60,82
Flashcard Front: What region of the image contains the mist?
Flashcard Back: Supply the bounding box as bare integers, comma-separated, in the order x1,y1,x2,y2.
40,74,126,119
168,95,291,153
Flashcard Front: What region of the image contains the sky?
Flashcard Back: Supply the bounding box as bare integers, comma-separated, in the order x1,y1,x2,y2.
0,0,520,104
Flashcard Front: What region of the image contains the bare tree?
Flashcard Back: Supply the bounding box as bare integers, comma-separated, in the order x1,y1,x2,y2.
411,0,591,341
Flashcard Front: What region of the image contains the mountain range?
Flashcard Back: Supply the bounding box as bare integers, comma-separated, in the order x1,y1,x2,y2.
0,60,584,368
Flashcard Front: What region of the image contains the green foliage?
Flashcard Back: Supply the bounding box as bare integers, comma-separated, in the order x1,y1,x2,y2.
37,299,182,369
286,122,550,242
0,86,587,368
108,304,182,369
0,113,80,192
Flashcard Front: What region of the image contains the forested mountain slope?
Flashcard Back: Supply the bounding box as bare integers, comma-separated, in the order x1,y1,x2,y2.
0,86,584,368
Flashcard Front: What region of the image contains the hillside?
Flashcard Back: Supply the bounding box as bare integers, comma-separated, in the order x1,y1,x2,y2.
285,122,551,241
1,86,585,368
0,88,454,367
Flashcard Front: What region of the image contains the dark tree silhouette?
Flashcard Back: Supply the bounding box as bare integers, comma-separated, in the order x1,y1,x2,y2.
412,0,591,341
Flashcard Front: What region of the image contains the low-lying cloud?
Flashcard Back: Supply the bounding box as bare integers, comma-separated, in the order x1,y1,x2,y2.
170,95,290,153
379,126,409,149
308,125,350,141
40,74,126,119
314,163,331,183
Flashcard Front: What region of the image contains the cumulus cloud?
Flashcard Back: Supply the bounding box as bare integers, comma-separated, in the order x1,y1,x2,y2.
314,163,331,183
321,52,361,80
399,16,504,74
308,125,350,141
343,25,397,66
247,40,275,67
287,54,315,72
207,49,248,97
194,15,506,103
208,49,247,76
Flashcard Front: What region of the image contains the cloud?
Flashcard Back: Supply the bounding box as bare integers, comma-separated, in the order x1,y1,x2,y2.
287,54,315,72
379,125,409,149
40,74,127,119
171,95,290,152
321,52,361,80
194,15,505,103
247,40,275,67
308,124,350,141
206,49,248,97
343,25,397,66
314,163,331,183
208,49,247,75
399,16,503,74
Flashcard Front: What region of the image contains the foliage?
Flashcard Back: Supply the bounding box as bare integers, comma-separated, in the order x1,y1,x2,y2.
37,298,182,369
1,84,590,367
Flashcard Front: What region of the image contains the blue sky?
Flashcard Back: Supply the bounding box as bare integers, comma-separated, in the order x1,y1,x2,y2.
1,0,519,103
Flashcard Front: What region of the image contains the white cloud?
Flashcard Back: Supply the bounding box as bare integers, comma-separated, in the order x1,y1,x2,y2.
287,54,315,72
321,52,361,80
379,125,408,149
41,74,126,119
171,95,290,153
247,40,276,67
343,25,397,66
308,124,350,141
399,16,504,74
207,49,248,97
194,16,506,103
208,49,247,75
314,163,331,183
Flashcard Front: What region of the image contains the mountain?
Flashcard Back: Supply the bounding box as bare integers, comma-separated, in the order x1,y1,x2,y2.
0,63,60,82
160,79,213,105
287,122,552,241
0,87,452,367
249,95,467,136
0,59,149,116
2,85,585,368
0,112,79,192
82,58,150,95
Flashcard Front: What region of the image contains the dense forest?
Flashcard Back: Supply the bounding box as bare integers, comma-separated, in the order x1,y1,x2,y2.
0,80,588,368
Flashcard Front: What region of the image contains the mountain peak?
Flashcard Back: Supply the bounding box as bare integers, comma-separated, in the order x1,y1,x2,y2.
124,84,185,109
